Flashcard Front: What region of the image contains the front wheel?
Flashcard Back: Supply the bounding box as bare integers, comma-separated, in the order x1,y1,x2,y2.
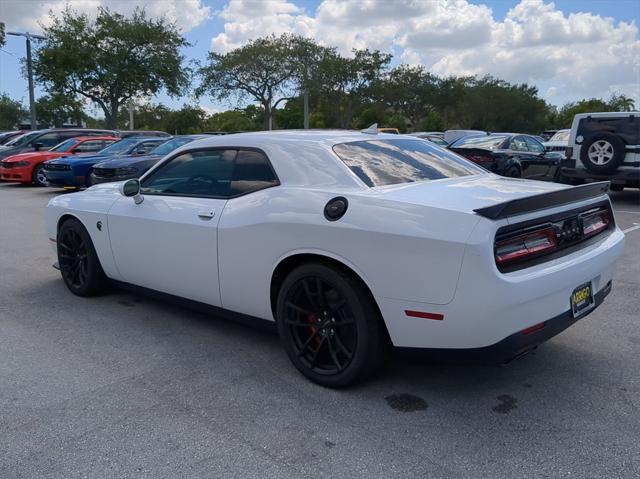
57,218,108,296
276,263,387,387
32,164,47,186
504,165,521,178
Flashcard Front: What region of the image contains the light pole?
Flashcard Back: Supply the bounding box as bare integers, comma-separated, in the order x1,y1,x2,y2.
7,31,46,130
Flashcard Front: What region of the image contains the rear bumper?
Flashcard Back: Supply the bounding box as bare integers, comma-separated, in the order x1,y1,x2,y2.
397,280,612,363
560,166,640,186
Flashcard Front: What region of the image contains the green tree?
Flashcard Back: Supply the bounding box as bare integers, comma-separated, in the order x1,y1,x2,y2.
0,93,27,129
203,107,263,132
607,94,636,112
35,93,86,127
198,34,300,130
0,22,6,48
33,7,189,129
316,48,391,128
378,65,438,131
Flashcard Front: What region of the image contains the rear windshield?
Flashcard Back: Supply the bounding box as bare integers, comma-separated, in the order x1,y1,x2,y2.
333,139,483,187
450,135,508,149
549,130,570,142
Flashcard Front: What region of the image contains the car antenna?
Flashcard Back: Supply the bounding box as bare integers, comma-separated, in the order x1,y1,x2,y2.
361,123,378,135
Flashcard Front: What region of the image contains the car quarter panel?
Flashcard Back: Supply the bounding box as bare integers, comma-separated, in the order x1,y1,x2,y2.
377,196,624,348
217,186,481,321
45,186,122,278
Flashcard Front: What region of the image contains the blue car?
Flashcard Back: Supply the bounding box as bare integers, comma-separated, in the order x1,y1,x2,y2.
89,135,210,184
44,137,167,188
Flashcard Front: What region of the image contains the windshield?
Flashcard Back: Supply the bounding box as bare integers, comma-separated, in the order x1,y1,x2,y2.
50,139,79,152
98,138,139,156
450,135,508,150
150,137,194,156
549,130,570,142
333,139,483,187
5,131,39,147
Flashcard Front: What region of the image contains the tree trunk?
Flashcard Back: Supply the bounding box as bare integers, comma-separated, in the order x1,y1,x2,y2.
264,104,272,130
303,88,309,129
106,98,119,130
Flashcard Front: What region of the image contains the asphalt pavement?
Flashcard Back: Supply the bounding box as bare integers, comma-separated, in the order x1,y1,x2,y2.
0,183,638,478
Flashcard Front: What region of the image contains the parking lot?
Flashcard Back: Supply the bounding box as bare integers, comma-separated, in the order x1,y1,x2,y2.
0,183,638,478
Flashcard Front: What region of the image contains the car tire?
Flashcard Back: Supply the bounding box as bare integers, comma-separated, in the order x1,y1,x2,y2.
276,262,387,388
580,132,625,174
505,165,521,178
32,164,47,187
57,218,108,297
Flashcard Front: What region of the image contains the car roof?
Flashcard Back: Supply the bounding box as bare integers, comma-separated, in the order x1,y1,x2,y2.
573,111,639,119
72,135,119,141
163,130,427,190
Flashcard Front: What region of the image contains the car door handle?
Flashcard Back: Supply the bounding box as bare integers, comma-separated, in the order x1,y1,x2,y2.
197,210,215,220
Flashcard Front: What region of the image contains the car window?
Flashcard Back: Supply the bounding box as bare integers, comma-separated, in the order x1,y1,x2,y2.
229,150,279,196
524,136,545,153
333,139,483,188
509,136,527,151
450,135,508,149
141,149,237,198
137,140,164,153
99,139,139,155
149,137,195,156
73,140,107,153
5,131,38,147
36,133,63,148
51,139,79,152
549,130,570,142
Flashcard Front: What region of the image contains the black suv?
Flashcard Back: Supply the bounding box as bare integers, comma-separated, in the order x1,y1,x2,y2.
0,128,115,161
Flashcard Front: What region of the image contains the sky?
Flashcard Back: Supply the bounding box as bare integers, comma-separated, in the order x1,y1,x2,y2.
1,0,639,117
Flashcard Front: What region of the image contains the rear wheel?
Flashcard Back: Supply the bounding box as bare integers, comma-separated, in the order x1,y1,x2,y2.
276,263,386,387
32,164,47,186
57,218,108,296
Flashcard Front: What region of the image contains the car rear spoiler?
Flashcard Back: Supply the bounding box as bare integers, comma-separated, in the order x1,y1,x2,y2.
473,181,610,220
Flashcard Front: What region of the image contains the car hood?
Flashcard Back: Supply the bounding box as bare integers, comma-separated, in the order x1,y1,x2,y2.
3,151,67,163
47,153,113,166
94,154,161,169
366,174,568,215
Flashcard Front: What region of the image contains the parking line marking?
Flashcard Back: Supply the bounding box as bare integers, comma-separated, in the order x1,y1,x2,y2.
616,210,640,215
622,224,640,234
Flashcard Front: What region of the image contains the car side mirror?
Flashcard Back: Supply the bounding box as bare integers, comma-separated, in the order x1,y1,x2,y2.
119,178,144,204
33,142,44,151
135,148,146,155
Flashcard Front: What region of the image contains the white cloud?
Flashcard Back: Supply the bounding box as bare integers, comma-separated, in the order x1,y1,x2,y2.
0,0,211,33
209,0,640,106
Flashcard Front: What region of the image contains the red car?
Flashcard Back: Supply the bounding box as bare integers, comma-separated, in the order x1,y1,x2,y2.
0,136,118,186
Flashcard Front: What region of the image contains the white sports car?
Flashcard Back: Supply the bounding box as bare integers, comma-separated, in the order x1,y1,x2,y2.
45,130,625,387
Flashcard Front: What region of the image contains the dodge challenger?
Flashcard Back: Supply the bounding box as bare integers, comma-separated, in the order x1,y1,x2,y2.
45,130,624,387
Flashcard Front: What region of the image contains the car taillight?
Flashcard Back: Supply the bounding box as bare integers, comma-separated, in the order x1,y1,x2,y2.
495,227,557,265
581,210,610,238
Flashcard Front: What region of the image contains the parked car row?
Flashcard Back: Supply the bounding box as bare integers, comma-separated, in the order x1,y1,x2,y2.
1,113,637,191
0,129,210,188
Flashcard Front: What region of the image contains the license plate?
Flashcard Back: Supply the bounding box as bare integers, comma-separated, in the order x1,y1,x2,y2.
571,282,594,318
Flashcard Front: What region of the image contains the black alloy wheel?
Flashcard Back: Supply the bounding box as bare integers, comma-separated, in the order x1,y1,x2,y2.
57,219,107,296
276,263,386,387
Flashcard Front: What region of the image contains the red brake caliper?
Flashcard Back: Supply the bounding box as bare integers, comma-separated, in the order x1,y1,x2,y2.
307,314,323,346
